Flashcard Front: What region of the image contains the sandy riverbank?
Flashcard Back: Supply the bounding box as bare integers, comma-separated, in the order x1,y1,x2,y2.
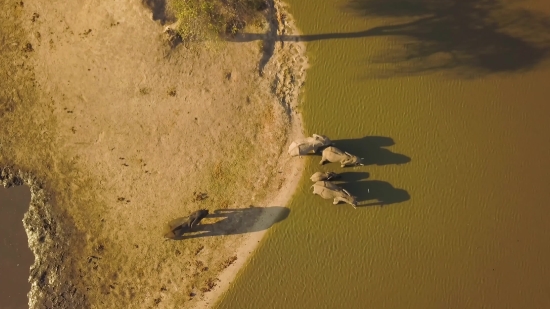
0,0,307,308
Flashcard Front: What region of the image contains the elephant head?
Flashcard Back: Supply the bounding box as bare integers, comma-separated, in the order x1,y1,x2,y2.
340,152,364,167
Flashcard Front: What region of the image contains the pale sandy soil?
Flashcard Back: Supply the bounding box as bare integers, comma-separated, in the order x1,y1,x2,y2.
0,0,307,308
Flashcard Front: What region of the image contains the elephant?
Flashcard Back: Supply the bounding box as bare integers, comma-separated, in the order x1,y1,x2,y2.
309,171,340,182
164,209,209,239
288,134,333,157
320,146,364,167
311,181,357,208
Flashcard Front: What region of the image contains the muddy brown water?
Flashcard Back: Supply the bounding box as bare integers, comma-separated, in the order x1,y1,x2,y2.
0,186,33,309
216,0,550,308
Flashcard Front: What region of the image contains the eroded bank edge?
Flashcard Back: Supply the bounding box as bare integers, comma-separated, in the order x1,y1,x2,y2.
1,167,89,308
199,0,310,307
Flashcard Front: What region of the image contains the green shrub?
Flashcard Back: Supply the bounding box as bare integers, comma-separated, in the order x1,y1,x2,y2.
168,0,267,41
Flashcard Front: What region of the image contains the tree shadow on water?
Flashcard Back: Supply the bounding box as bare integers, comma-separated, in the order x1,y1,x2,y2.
333,136,411,166
231,0,550,77
345,0,550,77
339,180,410,207
171,206,290,240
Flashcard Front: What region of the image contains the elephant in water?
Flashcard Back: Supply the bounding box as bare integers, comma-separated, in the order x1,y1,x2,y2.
288,134,333,157
311,181,357,208
320,146,364,167
164,209,209,239
309,171,340,182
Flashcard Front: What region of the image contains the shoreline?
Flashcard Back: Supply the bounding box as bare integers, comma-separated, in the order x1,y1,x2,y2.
195,1,309,306
196,37,307,305
194,114,305,309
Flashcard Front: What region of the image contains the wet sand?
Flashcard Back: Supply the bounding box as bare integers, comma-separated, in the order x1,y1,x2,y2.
0,185,33,309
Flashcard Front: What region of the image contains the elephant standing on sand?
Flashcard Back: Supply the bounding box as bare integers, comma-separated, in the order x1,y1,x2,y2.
311,181,357,208
320,146,364,167
288,134,333,157
164,209,209,239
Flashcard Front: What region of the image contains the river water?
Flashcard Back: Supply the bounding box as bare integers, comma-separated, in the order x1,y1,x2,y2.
0,185,33,309
216,0,550,308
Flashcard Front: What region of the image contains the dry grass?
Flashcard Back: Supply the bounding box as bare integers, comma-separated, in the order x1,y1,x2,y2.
219,255,238,270
1,0,308,307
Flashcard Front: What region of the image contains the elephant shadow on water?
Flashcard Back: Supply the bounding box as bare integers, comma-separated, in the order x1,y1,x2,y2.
317,136,411,207
339,179,410,207
332,135,411,166
171,206,290,240
337,171,371,182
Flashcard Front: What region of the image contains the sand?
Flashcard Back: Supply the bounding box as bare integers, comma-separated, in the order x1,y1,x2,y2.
0,0,307,308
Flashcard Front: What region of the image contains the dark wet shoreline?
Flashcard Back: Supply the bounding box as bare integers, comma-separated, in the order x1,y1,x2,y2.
0,185,33,309
0,167,89,309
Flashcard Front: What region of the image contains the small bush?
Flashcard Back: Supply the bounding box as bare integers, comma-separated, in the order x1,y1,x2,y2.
167,87,177,96
139,87,151,95
168,0,267,42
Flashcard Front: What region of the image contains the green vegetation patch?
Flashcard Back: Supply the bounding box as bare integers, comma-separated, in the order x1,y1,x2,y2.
168,0,268,41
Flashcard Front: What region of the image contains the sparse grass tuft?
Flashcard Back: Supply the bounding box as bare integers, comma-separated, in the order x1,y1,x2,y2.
200,277,218,293
219,255,237,270
167,87,177,96
139,87,151,95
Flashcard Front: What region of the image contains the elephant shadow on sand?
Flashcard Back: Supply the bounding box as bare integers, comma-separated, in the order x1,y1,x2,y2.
331,135,410,166
171,206,289,240
336,172,410,207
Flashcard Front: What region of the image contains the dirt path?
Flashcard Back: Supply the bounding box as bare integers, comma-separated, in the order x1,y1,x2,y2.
0,0,307,308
